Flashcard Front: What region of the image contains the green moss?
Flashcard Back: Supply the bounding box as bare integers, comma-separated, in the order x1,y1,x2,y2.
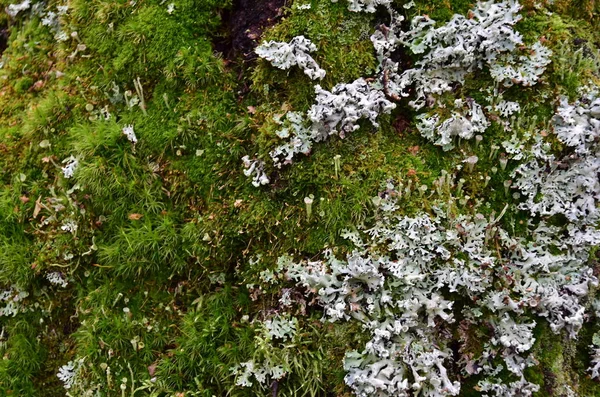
251,1,377,109
524,322,600,396
0,318,47,396
407,0,475,22
1,0,600,395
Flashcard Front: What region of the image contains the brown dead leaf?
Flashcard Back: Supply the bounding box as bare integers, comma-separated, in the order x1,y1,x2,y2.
33,196,43,218
31,80,45,91
128,213,143,220
393,114,410,135
407,146,420,155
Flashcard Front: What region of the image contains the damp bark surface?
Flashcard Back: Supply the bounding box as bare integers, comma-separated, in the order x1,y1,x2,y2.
215,0,287,61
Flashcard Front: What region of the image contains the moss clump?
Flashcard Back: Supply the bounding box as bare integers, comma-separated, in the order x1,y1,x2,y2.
0,0,599,396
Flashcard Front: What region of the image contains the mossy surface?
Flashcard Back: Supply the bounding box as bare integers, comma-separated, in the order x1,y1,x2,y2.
0,0,599,396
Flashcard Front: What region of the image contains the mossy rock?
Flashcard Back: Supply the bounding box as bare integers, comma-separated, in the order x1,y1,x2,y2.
0,0,599,396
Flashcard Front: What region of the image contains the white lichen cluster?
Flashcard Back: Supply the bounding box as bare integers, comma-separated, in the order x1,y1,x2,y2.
255,36,326,80
239,2,600,394
590,346,600,379
489,42,553,87
56,355,110,396
61,219,78,234
232,359,287,388
494,100,521,118
40,4,70,41
309,79,396,137
476,377,541,396
46,271,68,288
375,0,550,148
513,90,600,225
501,133,526,160
416,99,489,151
590,325,600,379
282,174,599,395
122,124,138,144
269,79,395,168
61,156,79,178
0,286,30,317
246,0,552,184
333,0,393,13
376,0,550,107
6,0,31,17
242,155,270,187
7,1,71,42
231,314,297,388
57,359,84,390
269,112,313,167
264,314,297,341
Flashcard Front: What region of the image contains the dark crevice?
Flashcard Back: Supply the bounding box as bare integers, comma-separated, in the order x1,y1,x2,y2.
0,26,8,55
213,0,288,63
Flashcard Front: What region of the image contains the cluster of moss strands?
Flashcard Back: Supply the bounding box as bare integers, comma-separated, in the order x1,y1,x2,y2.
0,0,599,395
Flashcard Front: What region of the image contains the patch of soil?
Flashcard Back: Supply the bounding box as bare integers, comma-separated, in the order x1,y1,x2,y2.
393,113,411,135
215,0,288,62
0,27,8,55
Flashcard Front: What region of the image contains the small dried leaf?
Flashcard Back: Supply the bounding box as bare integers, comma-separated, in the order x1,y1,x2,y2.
33,196,43,218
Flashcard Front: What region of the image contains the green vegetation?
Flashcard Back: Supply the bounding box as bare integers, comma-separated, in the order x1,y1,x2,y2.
0,0,599,396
